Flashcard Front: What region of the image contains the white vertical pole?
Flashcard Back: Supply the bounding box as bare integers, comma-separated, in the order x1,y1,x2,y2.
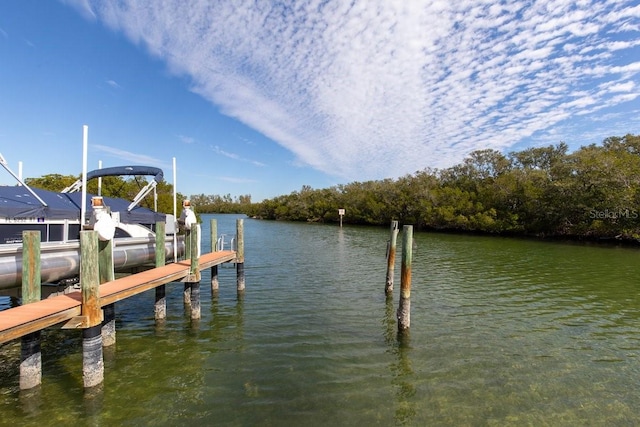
172,156,177,263
81,125,89,230
98,160,102,196
18,161,23,183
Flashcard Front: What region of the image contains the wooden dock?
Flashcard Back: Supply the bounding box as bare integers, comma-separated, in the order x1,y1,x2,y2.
0,250,236,345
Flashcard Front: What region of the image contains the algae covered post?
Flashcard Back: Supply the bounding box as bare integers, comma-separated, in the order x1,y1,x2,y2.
211,218,219,294
397,225,413,331
189,225,201,320
236,218,245,294
20,230,41,390
154,221,167,320
80,230,104,389
385,220,399,295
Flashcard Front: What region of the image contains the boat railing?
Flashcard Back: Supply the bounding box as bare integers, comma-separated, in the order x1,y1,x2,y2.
216,234,237,251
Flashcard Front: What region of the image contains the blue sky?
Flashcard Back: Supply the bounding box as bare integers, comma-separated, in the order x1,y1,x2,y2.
1,1,639,202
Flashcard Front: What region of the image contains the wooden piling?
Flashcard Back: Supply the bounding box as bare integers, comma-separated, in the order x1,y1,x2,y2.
189,225,201,319
20,231,41,390
98,237,116,347
397,225,413,332
183,228,192,304
154,222,167,320
385,220,399,295
80,230,104,388
210,219,219,294
236,219,245,294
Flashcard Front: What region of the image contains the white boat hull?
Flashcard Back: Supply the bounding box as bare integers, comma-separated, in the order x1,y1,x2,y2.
0,236,184,291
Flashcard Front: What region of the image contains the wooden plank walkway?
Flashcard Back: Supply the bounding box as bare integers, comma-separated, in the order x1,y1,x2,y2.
0,250,236,345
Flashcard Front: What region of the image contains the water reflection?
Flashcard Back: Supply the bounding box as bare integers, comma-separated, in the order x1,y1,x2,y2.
83,382,104,420
393,333,416,425
19,385,42,416
384,294,417,425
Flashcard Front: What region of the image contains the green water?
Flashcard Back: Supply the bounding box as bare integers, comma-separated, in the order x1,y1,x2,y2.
1,214,640,426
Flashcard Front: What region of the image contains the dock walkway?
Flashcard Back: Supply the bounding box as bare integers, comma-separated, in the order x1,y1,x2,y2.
0,250,236,345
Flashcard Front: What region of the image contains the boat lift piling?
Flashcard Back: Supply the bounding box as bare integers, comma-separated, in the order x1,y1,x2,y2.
80,230,104,389
210,219,219,295
154,221,167,320
98,230,116,347
236,219,245,295
20,231,41,390
187,225,201,320
183,228,192,305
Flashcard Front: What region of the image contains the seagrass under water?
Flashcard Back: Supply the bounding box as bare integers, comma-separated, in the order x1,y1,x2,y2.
0,214,639,426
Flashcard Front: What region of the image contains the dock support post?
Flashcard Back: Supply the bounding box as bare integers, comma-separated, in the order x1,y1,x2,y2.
154,222,167,320
81,230,104,389
236,219,245,295
183,229,192,304
20,231,41,390
210,219,219,295
385,220,399,295
189,225,201,319
98,236,115,347
397,225,413,332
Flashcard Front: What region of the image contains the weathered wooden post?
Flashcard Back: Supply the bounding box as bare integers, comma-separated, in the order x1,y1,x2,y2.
210,218,219,295
20,231,41,390
236,218,245,295
397,225,413,332
183,228,191,304
385,220,399,295
98,235,115,347
80,230,104,388
189,225,201,319
154,221,167,320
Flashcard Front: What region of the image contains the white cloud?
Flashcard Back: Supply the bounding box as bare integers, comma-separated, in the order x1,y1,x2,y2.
219,176,258,184
177,134,195,144
106,79,121,89
60,0,96,21
74,0,640,180
92,144,169,169
211,145,266,167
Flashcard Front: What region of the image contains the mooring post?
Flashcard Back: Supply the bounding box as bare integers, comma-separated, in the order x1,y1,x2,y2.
80,230,104,389
236,219,245,294
154,221,167,320
20,230,42,390
397,225,413,332
183,228,192,304
210,218,219,295
98,235,116,347
385,220,399,295
189,225,201,319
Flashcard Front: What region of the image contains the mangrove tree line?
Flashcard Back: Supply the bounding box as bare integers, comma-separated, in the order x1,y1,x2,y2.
245,134,640,241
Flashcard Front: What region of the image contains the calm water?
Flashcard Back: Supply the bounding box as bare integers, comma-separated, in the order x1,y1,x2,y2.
1,214,640,426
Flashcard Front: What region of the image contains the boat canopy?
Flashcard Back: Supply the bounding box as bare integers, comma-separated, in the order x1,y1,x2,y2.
62,165,164,212
85,166,163,183
0,185,165,224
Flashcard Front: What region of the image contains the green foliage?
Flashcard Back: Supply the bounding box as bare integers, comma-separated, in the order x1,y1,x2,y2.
248,134,640,242
24,174,77,192
189,193,253,215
